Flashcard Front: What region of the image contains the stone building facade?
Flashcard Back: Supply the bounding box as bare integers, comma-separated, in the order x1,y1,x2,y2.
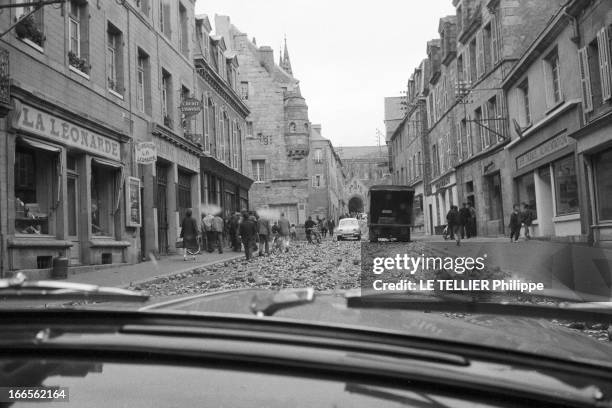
307,125,346,224
0,1,253,277
502,7,583,241
337,146,391,216
215,15,316,226
452,0,565,237
193,15,252,220
389,60,431,234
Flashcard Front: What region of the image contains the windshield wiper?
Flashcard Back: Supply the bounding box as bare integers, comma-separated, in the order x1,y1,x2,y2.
345,291,612,323
0,273,149,303
250,288,315,316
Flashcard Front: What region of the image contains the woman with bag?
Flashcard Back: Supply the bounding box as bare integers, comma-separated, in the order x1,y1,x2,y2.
180,209,199,260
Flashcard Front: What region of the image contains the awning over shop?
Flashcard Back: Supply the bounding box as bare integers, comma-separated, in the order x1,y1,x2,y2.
92,157,122,169
200,156,254,190
17,136,61,153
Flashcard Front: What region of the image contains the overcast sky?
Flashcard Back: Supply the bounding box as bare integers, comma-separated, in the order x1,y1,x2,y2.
195,1,456,147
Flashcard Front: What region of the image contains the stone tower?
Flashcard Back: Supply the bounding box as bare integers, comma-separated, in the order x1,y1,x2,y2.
283,39,309,160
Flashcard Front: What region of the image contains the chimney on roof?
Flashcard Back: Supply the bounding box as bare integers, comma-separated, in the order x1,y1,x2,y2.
258,46,274,71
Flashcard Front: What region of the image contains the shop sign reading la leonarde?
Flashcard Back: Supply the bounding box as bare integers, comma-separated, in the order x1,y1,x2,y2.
12,102,121,161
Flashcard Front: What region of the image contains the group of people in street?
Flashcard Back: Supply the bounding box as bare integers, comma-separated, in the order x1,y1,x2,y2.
509,203,535,243
179,210,294,261
445,203,477,246
304,216,335,244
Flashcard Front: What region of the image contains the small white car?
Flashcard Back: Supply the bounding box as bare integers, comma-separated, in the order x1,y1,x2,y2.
336,218,361,241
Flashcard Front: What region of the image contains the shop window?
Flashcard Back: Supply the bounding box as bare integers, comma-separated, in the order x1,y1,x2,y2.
68,0,89,74
595,148,612,221
177,171,192,221
91,161,118,237
516,172,537,220
14,140,60,235
553,156,579,216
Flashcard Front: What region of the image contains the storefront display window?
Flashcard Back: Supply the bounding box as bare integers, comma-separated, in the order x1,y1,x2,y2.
14,139,60,235
91,160,118,237
553,156,579,216
595,148,612,221
487,173,503,221
177,171,192,221
516,172,537,219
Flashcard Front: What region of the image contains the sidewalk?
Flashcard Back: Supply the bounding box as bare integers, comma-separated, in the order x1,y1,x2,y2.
65,251,245,289
414,235,612,300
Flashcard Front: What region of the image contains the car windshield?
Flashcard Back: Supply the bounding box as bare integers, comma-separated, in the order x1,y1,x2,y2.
3,1,612,405
339,219,358,227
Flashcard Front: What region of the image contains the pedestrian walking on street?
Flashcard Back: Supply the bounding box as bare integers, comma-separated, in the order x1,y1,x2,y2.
320,218,328,238
305,216,316,244
230,212,241,252
446,205,461,246
180,209,199,261
289,223,297,240
256,213,271,256
521,203,534,240
239,211,257,260
278,212,291,252
468,204,477,237
459,203,471,239
327,219,335,237
212,213,224,254
509,204,522,243
202,213,215,253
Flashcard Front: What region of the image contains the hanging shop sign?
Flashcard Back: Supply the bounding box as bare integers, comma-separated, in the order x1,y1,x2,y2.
135,142,157,164
179,97,203,118
12,102,121,161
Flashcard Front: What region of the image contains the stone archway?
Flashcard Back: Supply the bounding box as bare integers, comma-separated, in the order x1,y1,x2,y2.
348,195,365,214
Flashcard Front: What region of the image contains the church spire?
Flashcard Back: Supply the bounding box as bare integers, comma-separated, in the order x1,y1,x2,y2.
281,35,293,75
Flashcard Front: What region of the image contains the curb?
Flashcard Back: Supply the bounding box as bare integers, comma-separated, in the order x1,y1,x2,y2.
119,253,245,289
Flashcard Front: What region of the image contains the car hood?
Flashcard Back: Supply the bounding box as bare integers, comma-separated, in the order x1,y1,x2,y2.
145,288,612,365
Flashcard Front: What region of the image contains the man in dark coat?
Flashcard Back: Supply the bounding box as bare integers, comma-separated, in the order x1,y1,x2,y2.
458,203,472,239
180,209,199,260
520,203,534,240
446,205,461,246
304,216,316,244
509,204,522,243
239,211,257,260
230,212,241,251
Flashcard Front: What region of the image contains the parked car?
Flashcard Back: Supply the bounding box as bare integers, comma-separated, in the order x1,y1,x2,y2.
336,218,361,240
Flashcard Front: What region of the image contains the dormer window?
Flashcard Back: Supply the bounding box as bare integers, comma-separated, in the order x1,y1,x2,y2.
289,122,296,132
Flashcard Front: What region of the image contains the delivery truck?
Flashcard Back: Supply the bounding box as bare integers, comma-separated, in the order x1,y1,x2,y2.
367,185,414,242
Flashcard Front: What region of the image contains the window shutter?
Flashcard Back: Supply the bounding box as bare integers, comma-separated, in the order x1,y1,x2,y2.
497,91,505,141
466,114,472,157
80,12,90,65
482,104,489,149
464,47,471,85
578,47,594,112
476,30,484,78
491,15,499,64
542,60,553,108
597,27,611,101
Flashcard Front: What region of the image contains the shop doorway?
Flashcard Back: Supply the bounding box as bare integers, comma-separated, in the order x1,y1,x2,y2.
67,172,80,265
486,172,504,235
156,164,169,255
